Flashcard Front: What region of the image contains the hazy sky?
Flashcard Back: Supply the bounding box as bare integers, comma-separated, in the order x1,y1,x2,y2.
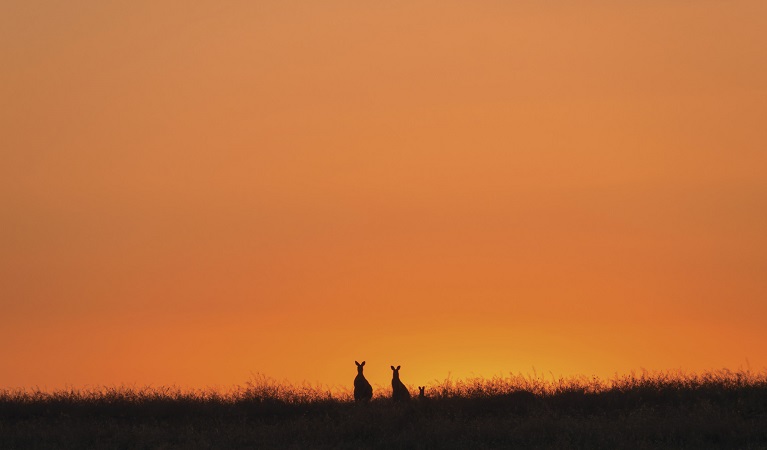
2,0,766,390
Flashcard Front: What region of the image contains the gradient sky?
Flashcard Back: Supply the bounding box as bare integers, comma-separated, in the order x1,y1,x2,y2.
2,1,766,390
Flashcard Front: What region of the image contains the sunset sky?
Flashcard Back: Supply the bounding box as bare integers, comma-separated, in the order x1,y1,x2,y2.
2,1,766,391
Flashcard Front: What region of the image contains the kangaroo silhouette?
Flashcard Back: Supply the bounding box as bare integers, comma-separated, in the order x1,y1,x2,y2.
418,386,426,399
353,361,373,402
390,365,411,401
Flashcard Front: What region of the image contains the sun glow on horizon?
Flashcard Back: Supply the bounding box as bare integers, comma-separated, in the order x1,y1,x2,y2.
2,0,766,390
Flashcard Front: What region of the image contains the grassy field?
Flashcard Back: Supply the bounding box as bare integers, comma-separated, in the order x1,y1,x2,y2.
2,370,766,449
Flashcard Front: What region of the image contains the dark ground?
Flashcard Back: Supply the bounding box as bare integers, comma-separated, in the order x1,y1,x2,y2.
2,372,766,449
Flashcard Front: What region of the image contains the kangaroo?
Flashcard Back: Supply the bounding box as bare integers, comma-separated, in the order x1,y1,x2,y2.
418,386,426,399
391,365,411,401
353,361,373,402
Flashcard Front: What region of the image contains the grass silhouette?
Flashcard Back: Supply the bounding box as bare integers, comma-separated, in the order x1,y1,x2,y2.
2,369,766,449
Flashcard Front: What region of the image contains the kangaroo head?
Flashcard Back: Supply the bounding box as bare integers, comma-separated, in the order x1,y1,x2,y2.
418,386,425,397
355,361,365,373
391,365,401,379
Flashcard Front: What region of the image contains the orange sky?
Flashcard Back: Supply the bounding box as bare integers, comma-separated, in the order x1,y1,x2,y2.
2,1,766,391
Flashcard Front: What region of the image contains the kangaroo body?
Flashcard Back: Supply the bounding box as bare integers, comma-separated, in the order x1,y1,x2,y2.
353,361,373,402
391,365,411,401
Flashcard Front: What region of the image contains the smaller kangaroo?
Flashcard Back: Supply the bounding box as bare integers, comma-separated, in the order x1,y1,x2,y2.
353,361,373,402
391,365,411,402
418,386,426,399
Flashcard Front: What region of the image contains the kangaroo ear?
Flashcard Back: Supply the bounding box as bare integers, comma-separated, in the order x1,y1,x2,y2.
391,365,395,370
361,361,365,366
397,365,401,370
355,361,360,366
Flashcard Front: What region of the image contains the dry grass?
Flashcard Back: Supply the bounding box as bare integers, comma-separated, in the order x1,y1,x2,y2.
2,369,766,449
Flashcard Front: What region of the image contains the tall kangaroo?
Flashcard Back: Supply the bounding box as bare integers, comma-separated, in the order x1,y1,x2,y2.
353,361,373,402
390,365,411,401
